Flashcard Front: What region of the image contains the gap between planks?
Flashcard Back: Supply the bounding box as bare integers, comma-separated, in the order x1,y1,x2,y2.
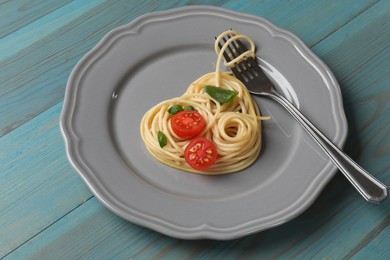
1,195,95,259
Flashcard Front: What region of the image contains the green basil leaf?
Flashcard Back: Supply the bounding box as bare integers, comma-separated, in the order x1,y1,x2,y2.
167,104,183,115
204,86,237,104
157,131,167,148
183,105,195,111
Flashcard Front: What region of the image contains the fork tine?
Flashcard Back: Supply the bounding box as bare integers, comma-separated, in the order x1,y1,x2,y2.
225,36,262,80
225,34,246,59
233,38,249,58
217,39,232,63
224,35,253,73
230,37,255,71
217,34,245,78
216,32,259,83
218,31,245,60
223,36,235,61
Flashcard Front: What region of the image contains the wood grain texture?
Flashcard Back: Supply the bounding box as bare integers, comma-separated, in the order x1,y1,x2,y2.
312,0,390,174
223,0,379,46
0,0,378,137
0,102,91,257
1,0,389,259
0,0,105,62
349,215,390,259
0,0,72,38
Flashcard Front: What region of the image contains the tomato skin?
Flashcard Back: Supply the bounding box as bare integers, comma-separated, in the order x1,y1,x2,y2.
184,137,217,170
170,111,206,139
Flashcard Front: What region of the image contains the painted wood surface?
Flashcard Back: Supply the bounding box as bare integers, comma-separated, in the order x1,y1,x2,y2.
1,0,389,259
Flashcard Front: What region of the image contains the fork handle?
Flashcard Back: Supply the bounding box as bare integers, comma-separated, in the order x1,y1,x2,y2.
264,90,387,203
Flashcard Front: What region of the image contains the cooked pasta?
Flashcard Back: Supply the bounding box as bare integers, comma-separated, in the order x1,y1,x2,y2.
140,30,267,174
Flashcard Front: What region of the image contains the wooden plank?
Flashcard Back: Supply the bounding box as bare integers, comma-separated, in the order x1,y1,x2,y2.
311,1,390,106
0,0,110,135
2,0,389,259
0,0,106,62
0,0,378,137
0,102,92,257
7,1,389,258
348,217,390,259
0,0,72,38
268,0,390,257
6,177,387,259
311,0,390,174
3,197,170,259
223,0,379,46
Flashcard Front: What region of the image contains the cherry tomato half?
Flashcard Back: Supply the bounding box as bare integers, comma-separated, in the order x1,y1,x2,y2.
170,110,206,139
184,137,217,170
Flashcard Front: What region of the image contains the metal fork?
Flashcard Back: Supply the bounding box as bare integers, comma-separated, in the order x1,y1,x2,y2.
218,34,387,203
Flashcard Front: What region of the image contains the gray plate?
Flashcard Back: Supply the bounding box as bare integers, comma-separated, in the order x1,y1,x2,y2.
60,6,347,240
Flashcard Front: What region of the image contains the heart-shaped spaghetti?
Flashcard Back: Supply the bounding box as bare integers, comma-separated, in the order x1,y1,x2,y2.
140,30,268,174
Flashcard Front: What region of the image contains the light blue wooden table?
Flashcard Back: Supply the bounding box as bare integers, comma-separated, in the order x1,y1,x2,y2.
1,0,389,258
